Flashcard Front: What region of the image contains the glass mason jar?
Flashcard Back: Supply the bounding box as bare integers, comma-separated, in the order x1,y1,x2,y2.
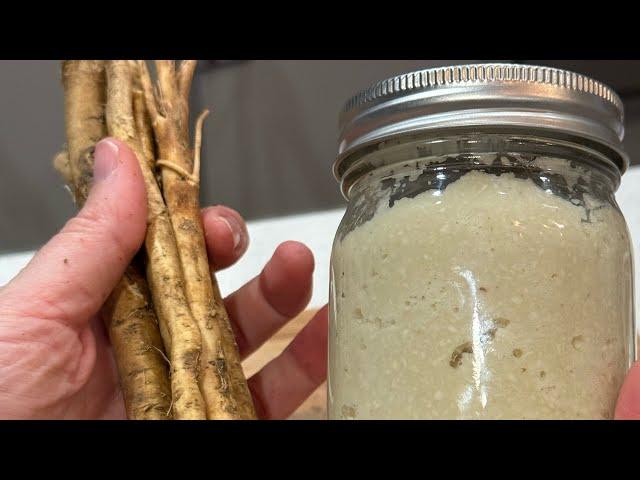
328,64,636,419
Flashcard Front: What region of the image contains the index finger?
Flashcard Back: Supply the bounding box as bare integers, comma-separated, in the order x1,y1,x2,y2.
201,205,249,271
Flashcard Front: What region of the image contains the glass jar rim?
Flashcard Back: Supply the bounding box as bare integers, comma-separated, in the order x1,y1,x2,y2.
335,64,629,190
336,130,623,200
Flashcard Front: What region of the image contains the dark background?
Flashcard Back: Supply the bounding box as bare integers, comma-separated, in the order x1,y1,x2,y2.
2,60,639,253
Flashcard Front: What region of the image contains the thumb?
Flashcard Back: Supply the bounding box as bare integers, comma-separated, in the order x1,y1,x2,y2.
0,138,147,330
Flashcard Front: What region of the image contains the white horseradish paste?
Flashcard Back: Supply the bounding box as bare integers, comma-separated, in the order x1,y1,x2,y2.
329,167,633,419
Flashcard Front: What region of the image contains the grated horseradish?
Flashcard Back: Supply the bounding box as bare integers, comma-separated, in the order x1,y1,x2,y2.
329,162,633,419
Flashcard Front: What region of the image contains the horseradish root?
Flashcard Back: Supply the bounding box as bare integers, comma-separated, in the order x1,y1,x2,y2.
103,266,173,419
139,60,256,419
106,60,207,419
55,59,256,420
61,60,106,205
57,60,172,419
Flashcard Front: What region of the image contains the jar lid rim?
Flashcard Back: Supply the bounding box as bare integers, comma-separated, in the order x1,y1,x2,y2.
336,64,629,180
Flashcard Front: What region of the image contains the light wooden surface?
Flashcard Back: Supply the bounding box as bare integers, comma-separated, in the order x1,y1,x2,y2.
242,309,327,420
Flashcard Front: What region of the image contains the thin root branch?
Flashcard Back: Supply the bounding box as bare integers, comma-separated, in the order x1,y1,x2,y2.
156,160,199,184
152,344,172,367
193,109,210,183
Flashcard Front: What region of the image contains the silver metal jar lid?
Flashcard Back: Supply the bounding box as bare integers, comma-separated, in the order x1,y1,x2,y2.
335,63,628,186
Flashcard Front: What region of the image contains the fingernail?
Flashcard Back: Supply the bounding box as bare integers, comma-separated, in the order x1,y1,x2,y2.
220,216,242,250
93,138,120,182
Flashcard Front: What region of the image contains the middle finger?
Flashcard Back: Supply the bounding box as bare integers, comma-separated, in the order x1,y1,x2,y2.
224,241,315,360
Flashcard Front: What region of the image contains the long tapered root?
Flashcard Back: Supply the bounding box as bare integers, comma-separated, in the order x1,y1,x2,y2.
106,60,207,420
56,59,253,420
57,60,172,420
61,60,106,206
104,266,172,419
140,60,256,419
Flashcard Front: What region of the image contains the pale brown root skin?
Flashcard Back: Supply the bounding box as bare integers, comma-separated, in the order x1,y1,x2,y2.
61,61,106,205
140,60,257,419
59,60,172,420
104,266,172,419
131,69,156,171
53,151,72,186
106,60,206,420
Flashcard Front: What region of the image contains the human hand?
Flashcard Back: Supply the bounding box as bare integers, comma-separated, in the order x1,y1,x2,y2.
615,361,640,419
0,138,327,419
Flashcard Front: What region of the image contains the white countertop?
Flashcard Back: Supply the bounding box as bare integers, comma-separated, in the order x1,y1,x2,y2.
0,208,345,309
3,166,640,311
